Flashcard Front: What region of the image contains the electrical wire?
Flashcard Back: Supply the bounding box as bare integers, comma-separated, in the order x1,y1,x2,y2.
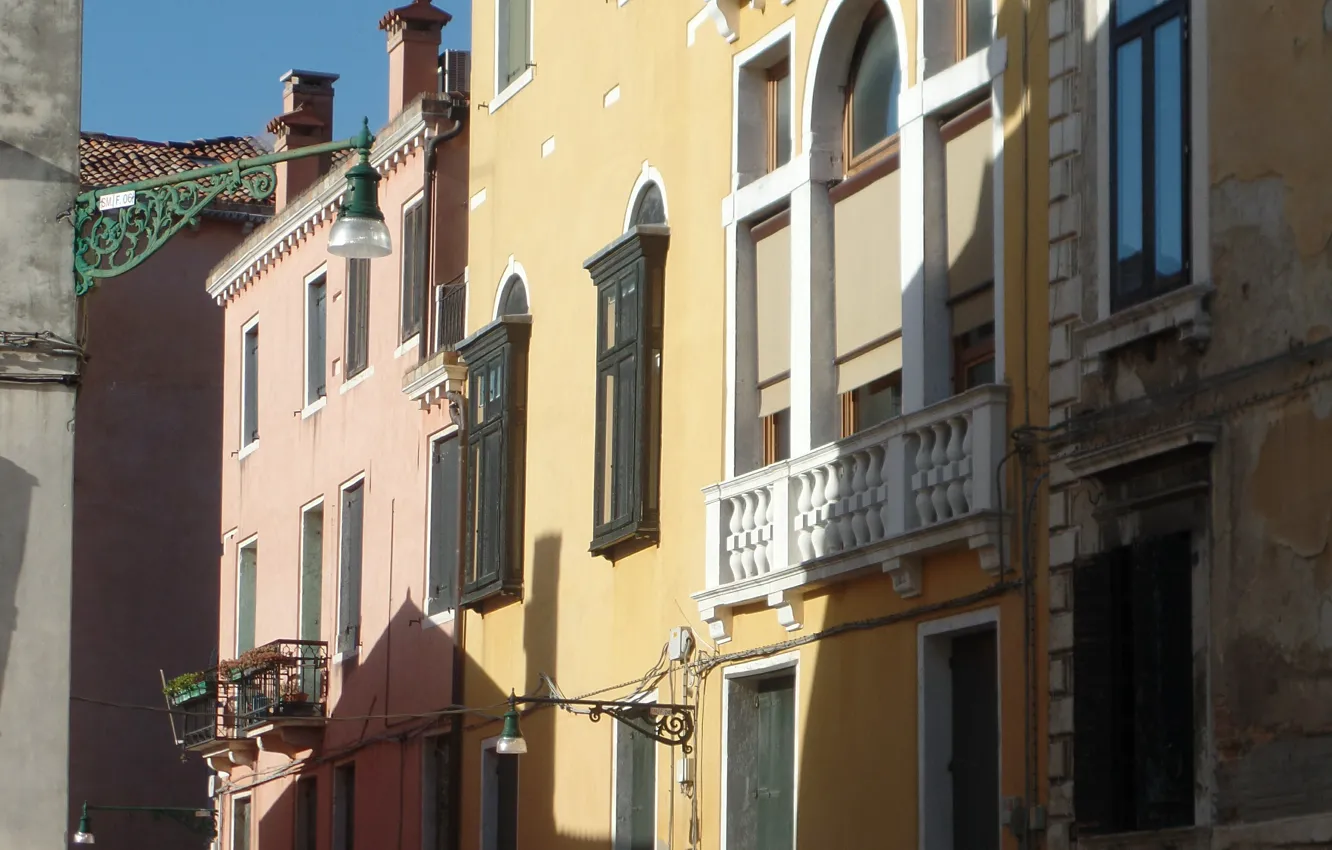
70,693,508,723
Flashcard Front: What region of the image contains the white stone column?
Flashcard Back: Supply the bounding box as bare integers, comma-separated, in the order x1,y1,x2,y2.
899,114,952,414
725,221,762,477
788,179,838,455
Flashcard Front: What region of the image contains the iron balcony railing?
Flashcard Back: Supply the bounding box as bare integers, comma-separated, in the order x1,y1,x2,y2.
433,278,467,352
171,670,227,749
228,640,329,734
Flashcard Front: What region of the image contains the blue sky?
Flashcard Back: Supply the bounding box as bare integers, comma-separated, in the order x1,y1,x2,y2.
82,0,471,143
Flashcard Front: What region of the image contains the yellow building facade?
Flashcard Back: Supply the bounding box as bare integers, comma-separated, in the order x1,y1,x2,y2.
454,1,1049,848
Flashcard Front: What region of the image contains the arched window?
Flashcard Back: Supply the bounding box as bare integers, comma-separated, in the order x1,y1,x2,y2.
631,183,667,226
499,275,529,316
845,5,903,168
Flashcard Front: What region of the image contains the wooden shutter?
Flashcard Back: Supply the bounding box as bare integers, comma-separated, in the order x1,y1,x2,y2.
346,260,370,378
295,779,318,850
1131,531,1195,830
629,725,655,850
1073,547,1134,834
756,678,795,849
338,485,364,654
402,204,425,342
309,278,327,401
428,438,461,614
300,510,323,643
243,327,259,444
236,545,257,654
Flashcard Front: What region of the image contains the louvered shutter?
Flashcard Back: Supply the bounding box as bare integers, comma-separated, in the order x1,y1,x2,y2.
338,485,364,654
428,438,461,614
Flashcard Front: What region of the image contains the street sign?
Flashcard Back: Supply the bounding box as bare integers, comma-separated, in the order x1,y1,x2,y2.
97,190,136,212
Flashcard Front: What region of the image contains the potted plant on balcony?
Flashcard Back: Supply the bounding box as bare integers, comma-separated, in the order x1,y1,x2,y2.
163,671,209,705
218,646,291,681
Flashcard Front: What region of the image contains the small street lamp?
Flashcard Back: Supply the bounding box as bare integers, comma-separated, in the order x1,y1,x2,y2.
496,689,695,755
73,116,391,296
72,800,216,845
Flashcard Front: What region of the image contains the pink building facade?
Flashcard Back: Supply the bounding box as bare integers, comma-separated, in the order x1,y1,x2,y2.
186,4,470,848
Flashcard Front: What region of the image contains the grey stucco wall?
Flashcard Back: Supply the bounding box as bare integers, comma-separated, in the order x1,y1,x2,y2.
0,0,82,847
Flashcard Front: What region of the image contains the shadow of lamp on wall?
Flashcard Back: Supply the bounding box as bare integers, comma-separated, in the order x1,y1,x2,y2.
71,117,392,297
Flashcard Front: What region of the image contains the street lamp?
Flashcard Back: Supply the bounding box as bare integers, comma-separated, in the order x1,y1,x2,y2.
495,689,695,755
73,116,391,296
71,800,216,845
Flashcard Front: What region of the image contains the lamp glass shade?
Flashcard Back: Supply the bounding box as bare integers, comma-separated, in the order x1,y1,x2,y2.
72,830,95,844
496,707,527,755
327,216,392,260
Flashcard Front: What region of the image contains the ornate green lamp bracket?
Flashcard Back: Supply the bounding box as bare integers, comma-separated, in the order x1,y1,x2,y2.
73,118,377,297
78,801,218,840
517,695,696,753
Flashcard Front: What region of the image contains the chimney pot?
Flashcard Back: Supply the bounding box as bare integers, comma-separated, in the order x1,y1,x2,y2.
380,0,452,117
268,69,339,212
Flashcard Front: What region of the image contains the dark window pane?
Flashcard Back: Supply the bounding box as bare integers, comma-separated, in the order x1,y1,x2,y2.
1153,18,1184,281
850,18,902,157
1115,38,1145,295
501,277,528,315
600,369,616,525
967,0,992,56
774,71,792,167
965,357,996,389
602,287,618,352
620,271,639,344
631,184,666,225
772,408,791,463
856,375,902,431
1117,0,1167,26
616,354,638,520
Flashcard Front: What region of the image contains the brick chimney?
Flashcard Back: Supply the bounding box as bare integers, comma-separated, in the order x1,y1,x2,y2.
267,69,338,212
379,0,452,118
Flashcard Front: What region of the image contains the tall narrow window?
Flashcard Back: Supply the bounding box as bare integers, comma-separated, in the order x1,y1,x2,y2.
427,434,462,616
423,735,451,850
294,779,318,850
586,198,668,555
460,317,530,606
1111,0,1188,312
726,674,795,850
845,6,903,169
496,0,532,91
232,796,251,850
346,259,370,378
338,481,364,655
953,321,996,392
765,59,792,173
300,503,324,698
334,763,356,850
960,0,992,57
236,539,257,655
840,372,902,438
1074,531,1195,834
401,200,427,343
241,321,260,448
482,743,519,850
306,272,328,406
613,708,657,850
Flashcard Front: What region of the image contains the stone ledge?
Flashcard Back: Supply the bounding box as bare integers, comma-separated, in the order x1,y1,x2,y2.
1079,282,1214,375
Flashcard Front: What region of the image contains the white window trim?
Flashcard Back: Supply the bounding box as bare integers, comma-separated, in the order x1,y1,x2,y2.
622,161,671,233
489,0,535,115
339,364,375,395
304,264,329,410
335,472,367,661
609,689,659,850
492,255,533,319
239,313,260,456
1092,0,1210,323
229,792,252,850
297,497,325,642
916,606,1001,850
234,534,259,658
730,18,796,194
394,335,421,360
480,735,519,850
720,652,800,850
424,425,461,628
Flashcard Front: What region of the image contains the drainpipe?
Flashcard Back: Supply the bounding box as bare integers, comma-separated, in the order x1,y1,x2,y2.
421,100,467,354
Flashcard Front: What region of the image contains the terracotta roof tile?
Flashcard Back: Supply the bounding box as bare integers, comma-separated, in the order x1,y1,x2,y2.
79,132,275,207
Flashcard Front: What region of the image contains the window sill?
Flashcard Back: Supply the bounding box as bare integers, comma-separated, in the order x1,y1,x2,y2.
1079,281,1214,375
461,579,521,611
422,609,455,629
238,440,260,461
394,335,420,360
488,67,534,115
1076,824,1203,850
340,365,375,395
331,648,358,665
589,522,659,560
300,396,327,420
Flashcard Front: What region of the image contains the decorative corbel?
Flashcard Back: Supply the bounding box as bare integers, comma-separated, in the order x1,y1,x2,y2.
768,590,803,632
700,605,733,645
884,556,923,598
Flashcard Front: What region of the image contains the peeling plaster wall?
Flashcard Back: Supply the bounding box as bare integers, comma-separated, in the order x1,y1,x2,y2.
1047,0,1332,847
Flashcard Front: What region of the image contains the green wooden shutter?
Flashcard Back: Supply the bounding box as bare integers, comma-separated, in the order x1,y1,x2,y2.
1073,546,1134,834
308,277,327,402
428,438,461,614
243,326,260,444
629,725,655,850
756,678,795,849
236,544,257,654
338,485,364,654
346,260,370,377
1131,531,1194,830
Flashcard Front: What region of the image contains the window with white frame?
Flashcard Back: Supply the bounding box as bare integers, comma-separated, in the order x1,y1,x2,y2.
241,318,260,448
1110,0,1188,312
734,25,794,187
496,0,531,92
846,5,903,170
725,669,795,850
236,538,258,655
481,740,519,850
919,613,1000,850
231,795,251,850
306,269,328,406
338,479,364,655
612,701,657,850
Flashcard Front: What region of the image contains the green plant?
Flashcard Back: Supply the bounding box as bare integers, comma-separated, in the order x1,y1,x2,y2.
163,671,205,699
217,646,291,678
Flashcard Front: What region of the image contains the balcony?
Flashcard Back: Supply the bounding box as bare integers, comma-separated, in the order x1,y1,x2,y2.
227,640,329,756
170,670,225,751
433,278,466,352
402,279,469,410
695,385,1008,641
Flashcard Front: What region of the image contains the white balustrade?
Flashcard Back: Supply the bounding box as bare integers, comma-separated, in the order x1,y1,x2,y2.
703,386,1007,590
